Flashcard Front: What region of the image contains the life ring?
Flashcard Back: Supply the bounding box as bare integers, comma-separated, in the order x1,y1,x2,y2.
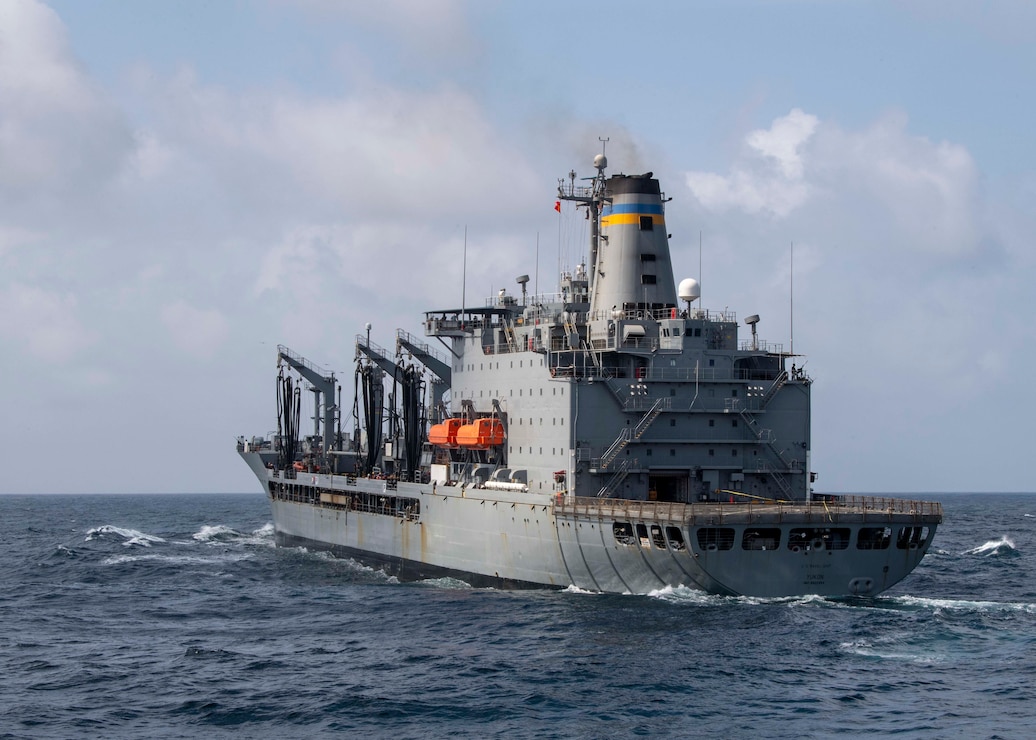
812,538,825,551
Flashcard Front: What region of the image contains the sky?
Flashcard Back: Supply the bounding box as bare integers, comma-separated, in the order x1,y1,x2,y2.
1,0,1034,494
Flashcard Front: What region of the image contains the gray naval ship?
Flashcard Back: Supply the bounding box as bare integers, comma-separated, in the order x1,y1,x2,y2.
238,153,942,597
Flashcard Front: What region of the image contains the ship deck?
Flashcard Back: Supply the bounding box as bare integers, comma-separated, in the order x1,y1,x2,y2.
556,495,943,526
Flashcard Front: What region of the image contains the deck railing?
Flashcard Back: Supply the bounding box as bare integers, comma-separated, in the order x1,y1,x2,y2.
555,495,944,525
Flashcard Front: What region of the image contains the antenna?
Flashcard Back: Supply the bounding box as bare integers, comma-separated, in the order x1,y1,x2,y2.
790,241,794,358
699,230,703,308
461,225,467,318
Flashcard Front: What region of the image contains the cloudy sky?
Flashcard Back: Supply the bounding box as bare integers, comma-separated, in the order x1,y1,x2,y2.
2,0,1033,494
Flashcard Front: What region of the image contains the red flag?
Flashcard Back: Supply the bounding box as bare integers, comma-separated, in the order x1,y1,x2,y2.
554,201,561,213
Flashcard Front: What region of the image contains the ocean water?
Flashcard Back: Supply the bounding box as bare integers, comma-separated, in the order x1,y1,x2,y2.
1,493,1034,739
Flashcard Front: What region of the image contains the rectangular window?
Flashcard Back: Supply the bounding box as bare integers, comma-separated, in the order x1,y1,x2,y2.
857,527,892,550
789,528,851,551
897,526,930,549
640,253,657,261
641,274,657,285
696,527,735,551
639,215,654,231
743,528,781,551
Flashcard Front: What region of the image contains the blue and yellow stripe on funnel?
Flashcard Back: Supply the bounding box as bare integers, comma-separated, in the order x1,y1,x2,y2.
600,203,665,227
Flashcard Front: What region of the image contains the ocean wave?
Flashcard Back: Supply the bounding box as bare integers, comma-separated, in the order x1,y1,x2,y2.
416,576,474,590
85,524,165,547
890,594,1036,614
562,584,600,596
647,584,730,605
963,536,1017,557
191,522,275,547
839,636,947,664
102,552,254,566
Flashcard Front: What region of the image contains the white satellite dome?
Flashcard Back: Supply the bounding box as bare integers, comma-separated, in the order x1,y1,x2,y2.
678,278,700,304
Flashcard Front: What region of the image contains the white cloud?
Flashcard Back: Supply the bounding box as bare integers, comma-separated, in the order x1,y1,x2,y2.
160,301,230,360
686,109,817,217
148,78,538,223
686,108,985,262
746,108,818,179
0,0,133,199
0,283,98,362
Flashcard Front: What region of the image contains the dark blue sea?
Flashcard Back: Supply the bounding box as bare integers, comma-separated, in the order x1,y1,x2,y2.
2,493,1034,739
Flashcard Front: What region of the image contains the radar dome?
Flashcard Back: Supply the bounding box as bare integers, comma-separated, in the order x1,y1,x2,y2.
678,278,701,303
593,153,608,171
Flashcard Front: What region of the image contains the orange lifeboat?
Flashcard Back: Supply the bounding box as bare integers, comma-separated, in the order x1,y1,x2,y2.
429,418,463,448
456,418,505,449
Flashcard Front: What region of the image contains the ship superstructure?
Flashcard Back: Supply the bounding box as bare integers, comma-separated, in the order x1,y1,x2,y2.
238,154,941,597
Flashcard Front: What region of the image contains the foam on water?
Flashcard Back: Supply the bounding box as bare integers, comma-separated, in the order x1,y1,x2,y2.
191,522,275,548
963,535,1017,556
102,552,254,566
647,584,727,605
839,635,948,664
85,524,165,547
561,584,599,595
891,594,1036,614
416,576,474,590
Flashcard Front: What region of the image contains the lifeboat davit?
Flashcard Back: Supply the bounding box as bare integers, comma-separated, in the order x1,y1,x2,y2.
429,418,463,448
456,418,505,449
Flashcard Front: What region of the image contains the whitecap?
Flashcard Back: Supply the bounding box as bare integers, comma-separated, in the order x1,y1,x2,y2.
416,576,473,590
192,524,242,542
647,584,726,605
102,552,253,566
561,584,600,596
963,536,1016,556
188,522,276,548
891,594,1036,614
85,524,165,547
839,637,946,664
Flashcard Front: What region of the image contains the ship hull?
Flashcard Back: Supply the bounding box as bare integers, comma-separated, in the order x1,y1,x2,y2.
244,451,940,598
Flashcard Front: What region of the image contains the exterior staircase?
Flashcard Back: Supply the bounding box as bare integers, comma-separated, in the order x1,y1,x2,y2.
599,397,671,468
596,458,634,498
739,371,795,497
